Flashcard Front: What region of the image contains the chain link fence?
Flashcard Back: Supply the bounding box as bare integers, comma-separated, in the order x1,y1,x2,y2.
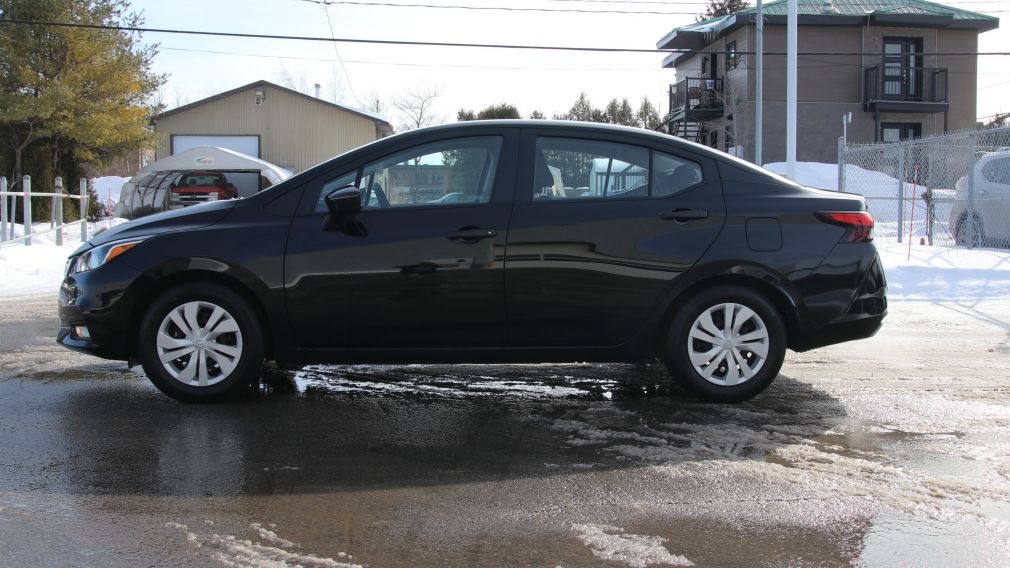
839,125,1010,249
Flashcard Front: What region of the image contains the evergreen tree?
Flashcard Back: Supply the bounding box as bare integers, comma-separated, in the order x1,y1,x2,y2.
637,97,662,130
702,0,749,19
604,98,637,126
457,103,522,121
0,0,162,220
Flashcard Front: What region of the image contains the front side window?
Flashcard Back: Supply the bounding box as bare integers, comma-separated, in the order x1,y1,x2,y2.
534,138,650,200
358,136,502,209
315,170,357,212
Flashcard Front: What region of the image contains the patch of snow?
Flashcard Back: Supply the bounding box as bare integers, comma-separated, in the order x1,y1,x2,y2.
572,523,694,567
167,522,361,568
250,522,300,549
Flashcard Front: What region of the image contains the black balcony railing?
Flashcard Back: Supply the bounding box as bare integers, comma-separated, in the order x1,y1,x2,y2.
668,77,724,118
863,65,948,109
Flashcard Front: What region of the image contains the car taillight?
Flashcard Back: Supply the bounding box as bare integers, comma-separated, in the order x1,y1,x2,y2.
816,211,874,242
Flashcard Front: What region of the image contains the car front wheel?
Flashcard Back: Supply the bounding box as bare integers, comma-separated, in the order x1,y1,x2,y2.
137,283,264,401
663,286,786,402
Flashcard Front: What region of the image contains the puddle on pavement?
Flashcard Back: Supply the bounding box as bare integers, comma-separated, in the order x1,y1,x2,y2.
14,364,138,383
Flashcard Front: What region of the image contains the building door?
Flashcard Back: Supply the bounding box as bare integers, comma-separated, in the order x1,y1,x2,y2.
883,38,923,100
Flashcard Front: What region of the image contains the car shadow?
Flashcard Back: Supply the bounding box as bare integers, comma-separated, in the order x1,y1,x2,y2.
4,363,847,498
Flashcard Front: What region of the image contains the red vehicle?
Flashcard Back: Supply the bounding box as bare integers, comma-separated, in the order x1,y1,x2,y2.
169,172,238,208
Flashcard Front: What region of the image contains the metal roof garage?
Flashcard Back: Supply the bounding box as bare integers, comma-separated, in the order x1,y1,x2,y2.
151,80,394,174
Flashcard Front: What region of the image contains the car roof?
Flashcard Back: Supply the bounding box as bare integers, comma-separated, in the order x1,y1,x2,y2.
388,119,735,161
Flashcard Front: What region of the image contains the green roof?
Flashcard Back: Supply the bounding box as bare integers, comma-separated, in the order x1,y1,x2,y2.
735,0,997,21
659,0,997,51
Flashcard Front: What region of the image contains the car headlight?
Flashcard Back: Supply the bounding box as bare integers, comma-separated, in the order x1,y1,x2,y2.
69,237,150,275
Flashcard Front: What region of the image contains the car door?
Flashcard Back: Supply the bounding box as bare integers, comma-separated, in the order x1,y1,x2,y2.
284,129,519,351
503,128,726,348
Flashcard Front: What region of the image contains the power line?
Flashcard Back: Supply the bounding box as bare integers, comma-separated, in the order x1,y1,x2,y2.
159,46,670,70
291,0,700,15
158,45,1010,77
5,20,1010,56
320,2,366,107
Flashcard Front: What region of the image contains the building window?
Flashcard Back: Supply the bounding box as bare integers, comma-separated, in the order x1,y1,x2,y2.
701,56,708,76
881,123,921,143
708,130,719,149
725,41,739,70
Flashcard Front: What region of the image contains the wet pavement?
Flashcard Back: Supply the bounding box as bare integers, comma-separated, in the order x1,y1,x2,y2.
2,295,1010,567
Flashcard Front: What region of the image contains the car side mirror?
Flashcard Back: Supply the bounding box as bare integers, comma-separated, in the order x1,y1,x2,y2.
323,185,367,236
325,186,361,216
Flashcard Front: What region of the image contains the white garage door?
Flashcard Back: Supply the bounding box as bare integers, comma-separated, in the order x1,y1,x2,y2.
171,135,260,158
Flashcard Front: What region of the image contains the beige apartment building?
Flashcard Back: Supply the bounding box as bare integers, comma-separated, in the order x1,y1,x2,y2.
152,80,393,174
656,0,998,164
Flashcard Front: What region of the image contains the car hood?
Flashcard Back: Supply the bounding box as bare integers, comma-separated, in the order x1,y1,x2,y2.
76,199,240,252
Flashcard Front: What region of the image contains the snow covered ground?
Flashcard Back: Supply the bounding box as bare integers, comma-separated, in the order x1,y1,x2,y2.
0,219,129,297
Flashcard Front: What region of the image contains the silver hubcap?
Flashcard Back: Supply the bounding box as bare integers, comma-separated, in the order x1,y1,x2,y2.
687,302,770,387
156,301,243,387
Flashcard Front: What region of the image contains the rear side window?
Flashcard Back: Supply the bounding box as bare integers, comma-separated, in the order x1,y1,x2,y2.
652,152,704,197
981,157,1010,185
534,138,649,200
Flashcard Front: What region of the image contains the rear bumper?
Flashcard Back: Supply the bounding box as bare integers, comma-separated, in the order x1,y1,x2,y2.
791,247,887,351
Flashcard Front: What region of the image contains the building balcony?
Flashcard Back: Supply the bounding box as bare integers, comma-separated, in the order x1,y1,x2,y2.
863,66,949,113
665,77,725,124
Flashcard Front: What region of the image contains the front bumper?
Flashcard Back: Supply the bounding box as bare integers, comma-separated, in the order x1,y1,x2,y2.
57,262,144,361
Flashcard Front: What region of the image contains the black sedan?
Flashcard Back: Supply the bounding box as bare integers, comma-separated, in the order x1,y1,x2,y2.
58,121,886,402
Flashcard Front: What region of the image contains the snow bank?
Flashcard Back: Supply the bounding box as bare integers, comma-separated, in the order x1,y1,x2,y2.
91,176,128,204
91,176,129,214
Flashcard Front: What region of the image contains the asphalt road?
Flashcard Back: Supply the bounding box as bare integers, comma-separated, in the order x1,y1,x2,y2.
2,294,1010,567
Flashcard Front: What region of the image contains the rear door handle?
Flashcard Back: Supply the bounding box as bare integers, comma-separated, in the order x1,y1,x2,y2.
660,209,708,222
447,227,497,241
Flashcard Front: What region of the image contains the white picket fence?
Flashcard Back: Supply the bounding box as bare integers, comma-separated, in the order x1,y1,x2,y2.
0,176,90,247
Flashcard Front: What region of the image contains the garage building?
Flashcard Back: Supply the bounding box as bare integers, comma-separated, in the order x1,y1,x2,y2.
152,80,394,174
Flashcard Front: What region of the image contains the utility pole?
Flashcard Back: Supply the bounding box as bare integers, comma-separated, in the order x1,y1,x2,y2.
786,0,798,179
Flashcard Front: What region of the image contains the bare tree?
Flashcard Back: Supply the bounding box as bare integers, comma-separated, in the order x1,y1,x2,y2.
362,88,388,115
710,83,751,158
275,64,311,95
393,85,443,131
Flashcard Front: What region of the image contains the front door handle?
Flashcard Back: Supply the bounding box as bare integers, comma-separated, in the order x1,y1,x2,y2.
447,227,497,242
660,209,708,222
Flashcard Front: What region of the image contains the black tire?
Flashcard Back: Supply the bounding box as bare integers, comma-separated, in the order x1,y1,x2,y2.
955,215,985,248
662,285,786,403
137,282,265,402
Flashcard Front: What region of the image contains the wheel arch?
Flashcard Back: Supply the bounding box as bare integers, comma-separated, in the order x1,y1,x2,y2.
653,268,801,354
125,259,276,361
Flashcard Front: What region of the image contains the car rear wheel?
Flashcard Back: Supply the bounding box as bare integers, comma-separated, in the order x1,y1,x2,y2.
955,215,985,248
663,286,786,402
137,283,264,402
